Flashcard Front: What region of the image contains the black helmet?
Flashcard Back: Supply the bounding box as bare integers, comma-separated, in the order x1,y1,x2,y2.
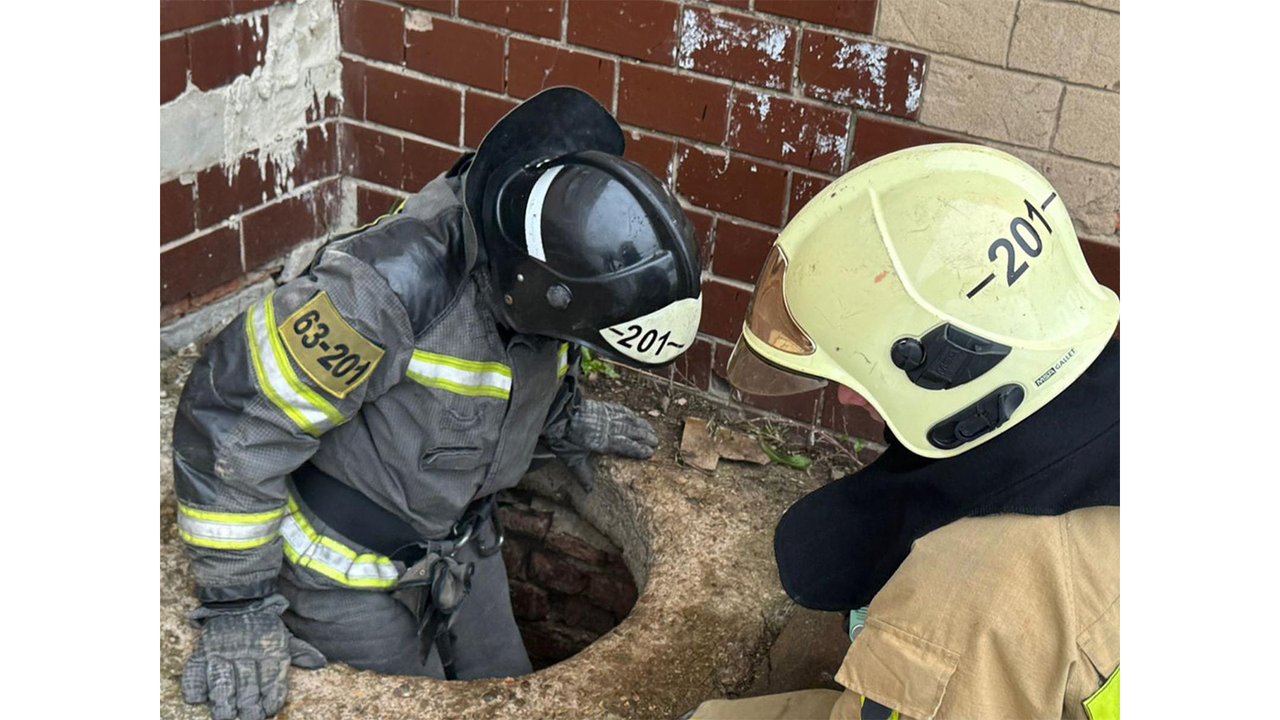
463,87,702,369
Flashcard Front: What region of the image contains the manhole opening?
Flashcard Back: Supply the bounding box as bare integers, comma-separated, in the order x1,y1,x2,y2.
497,486,639,670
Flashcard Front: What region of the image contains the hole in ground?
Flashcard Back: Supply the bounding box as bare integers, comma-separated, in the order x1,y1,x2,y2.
497,486,639,670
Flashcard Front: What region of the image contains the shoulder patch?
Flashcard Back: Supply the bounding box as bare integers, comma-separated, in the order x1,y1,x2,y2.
278,291,384,399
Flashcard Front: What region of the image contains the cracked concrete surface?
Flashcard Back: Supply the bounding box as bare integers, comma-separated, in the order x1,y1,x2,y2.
161,349,828,719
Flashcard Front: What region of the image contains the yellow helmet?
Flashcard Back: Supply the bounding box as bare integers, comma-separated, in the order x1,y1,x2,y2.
726,144,1119,458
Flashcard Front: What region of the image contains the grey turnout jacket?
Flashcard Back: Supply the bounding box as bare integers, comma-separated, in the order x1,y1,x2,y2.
173,162,581,603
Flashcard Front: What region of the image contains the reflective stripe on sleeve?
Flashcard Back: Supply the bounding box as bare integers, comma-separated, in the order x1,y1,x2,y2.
177,503,285,550
557,343,570,379
280,496,399,589
406,350,513,400
245,295,344,437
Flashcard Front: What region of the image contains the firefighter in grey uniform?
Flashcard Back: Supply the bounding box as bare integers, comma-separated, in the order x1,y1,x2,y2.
174,88,704,720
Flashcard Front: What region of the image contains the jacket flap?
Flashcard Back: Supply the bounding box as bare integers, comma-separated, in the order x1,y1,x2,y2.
1078,596,1120,679
836,618,960,720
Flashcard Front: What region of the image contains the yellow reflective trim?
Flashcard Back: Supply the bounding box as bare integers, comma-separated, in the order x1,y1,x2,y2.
1084,666,1119,720
178,504,285,525
411,350,513,378
178,529,276,550
246,304,319,436
557,343,570,378
263,295,344,426
406,371,511,399
286,497,395,568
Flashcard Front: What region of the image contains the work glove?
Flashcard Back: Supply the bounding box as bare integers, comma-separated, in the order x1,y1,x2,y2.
560,399,659,491
181,594,326,720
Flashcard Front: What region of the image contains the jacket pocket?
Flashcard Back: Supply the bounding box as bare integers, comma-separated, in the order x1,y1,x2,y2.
420,446,484,471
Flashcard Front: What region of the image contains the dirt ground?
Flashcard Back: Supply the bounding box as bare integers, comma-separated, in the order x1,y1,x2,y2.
160,344,864,719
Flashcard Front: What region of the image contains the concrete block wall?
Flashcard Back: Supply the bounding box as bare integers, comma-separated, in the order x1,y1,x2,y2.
160,0,1120,442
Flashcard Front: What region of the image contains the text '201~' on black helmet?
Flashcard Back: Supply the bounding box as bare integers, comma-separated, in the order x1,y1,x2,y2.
462,87,703,370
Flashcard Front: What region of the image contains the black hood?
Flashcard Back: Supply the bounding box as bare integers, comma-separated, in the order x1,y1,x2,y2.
774,340,1120,611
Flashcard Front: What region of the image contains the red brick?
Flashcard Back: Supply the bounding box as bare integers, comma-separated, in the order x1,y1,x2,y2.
365,65,462,143
498,505,553,541
712,341,732,380
196,153,275,230
342,124,404,188
459,0,562,39
727,90,850,174
501,535,530,580
401,0,452,11
509,579,549,621
356,185,406,226
189,15,269,91
507,39,615,110
406,17,504,92
530,550,589,595
242,182,340,270
800,33,926,120
402,136,463,192
698,279,752,341
161,36,188,104
160,0,233,33
520,621,596,663
294,124,341,185
676,146,788,226
561,596,617,635
755,0,877,34
686,208,714,269
672,336,714,391
339,0,405,65
161,180,195,244
618,63,731,144
161,226,242,307
713,219,775,285
677,7,796,91
623,131,675,184
341,58,366,120
711,0,750,8
465,92,518,148
546,529,609,566
1081,239,1119,296
850,115,965,168
819,384,885,444
787,171,831,221
568,0,679,65
585,571,638,621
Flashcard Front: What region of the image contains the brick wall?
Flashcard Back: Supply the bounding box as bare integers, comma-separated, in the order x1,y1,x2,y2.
160,0,1120,442
160,0,347,340
498,487,638,668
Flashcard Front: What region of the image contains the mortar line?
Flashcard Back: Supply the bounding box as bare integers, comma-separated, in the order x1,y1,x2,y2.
160,175,341,254
159,6,275,42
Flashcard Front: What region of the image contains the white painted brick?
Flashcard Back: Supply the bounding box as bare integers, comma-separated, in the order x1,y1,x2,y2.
1009,1,1119,90
919,56,1062,148
876,0,1019,66
1054,87,1119,165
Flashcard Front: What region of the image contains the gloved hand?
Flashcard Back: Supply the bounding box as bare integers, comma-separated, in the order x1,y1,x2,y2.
561,399,659,491
182,594,326,720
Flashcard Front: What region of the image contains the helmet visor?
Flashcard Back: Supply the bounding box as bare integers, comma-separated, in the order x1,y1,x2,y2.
726,337,828,396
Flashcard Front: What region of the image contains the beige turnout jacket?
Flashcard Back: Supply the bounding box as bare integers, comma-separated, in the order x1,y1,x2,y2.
693,507,1119,719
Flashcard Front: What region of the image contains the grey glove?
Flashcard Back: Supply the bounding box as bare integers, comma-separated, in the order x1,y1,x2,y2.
182,594,326,720
561,399,659,491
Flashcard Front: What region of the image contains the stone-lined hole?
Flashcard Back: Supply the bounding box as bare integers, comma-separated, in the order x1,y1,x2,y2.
497,486,639,670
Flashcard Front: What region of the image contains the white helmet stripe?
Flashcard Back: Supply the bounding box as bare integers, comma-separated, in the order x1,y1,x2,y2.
523,164,565,262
